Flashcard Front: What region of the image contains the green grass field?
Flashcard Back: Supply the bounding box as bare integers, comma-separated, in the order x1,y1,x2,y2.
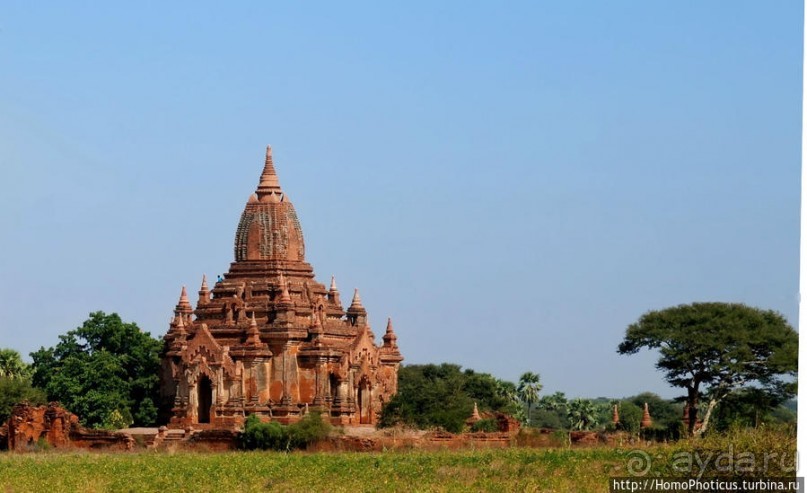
0,448,636,493
0,427,795,493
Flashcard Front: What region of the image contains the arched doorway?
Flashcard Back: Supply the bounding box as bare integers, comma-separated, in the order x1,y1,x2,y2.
198,376,213,424
358,377,372,424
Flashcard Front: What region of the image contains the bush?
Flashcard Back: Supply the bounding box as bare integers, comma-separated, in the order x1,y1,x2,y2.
470,419,498,433
0,377,46,424
660,424,796,478
286,412,331,449
238,412,331,451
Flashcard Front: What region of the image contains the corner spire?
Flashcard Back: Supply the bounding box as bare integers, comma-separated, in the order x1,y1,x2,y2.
350,288,363,309
328,275,342,308
246,312,261,346
256,145,281,197
278,273,292,304
198,275,210,306
383,317,398,348
330,275,338,292
175,286,193,315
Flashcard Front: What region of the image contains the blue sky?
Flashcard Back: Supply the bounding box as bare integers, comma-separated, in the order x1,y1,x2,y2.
0,2,801,399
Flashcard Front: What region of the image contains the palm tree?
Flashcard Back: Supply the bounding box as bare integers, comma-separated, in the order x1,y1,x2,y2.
496,379,520,408
567,398,600,431
517,372,543,426
0,349,30,380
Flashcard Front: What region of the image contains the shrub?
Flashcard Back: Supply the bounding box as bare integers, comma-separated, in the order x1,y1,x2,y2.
470,419,498,433
238,412,331,451
286,412,331,449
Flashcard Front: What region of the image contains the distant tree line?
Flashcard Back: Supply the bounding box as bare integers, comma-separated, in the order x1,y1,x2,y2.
0,301,797,439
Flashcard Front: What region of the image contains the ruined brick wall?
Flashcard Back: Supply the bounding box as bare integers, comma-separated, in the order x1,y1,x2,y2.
6,403,133,451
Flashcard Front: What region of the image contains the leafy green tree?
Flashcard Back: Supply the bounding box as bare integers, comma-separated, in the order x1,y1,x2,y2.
0,349,31,380
517,372,542,426
533,391,568,429
615,401,644,433
379,363,518,433
495,379,520,411
30,311,162,428
712,388,796,431
0,348,47,424
0,376,47,424
622,392,682,439
617,303,797,436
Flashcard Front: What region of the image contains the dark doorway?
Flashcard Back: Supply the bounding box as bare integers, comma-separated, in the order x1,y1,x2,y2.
358,378,372,424
329,374,339,404
198,376,213,424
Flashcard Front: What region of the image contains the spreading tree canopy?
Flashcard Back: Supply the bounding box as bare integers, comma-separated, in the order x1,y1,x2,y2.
617,302,797,436
30,311,162,429
378,363,519,432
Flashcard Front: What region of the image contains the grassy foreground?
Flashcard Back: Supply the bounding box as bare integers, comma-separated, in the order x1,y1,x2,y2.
0,448,632,493
0,427,795,493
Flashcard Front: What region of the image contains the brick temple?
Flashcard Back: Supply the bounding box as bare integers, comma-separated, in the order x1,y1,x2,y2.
160,146,403,429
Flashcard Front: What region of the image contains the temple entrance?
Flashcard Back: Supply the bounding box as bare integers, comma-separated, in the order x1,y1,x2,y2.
329,374,339,404
358,377,372,424
198,376,212,424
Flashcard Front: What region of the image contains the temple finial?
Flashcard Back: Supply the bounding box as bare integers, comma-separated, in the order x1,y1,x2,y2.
200,275,208,292
330,275,338,292
256,145,281,196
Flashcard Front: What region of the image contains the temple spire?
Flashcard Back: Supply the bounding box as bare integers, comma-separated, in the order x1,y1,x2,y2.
328,275,342,308
246,312,261,346
198,275,210,306
256,145,281,197
175,286,193,315
640,402,653,428
278,273,292,304
383,317,398,348
349,288,364,311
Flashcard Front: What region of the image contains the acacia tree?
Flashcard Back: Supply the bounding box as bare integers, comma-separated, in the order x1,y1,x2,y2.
617,302,797,436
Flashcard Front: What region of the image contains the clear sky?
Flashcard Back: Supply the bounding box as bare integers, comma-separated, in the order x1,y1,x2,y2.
0,2,801,399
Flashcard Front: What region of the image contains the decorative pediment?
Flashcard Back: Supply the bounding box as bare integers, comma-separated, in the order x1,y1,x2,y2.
182,324,222,364
350,325,377,357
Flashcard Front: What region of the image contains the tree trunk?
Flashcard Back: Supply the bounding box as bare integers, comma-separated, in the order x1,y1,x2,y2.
687,386,699,437
694,399,718,438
